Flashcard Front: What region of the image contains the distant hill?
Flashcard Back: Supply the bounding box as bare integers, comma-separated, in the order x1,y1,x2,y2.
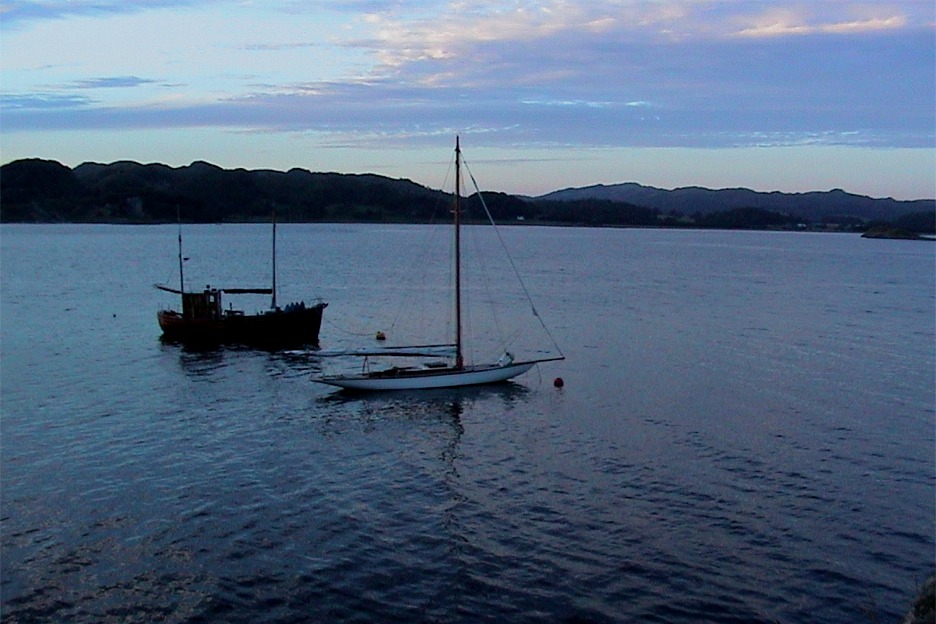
537,182,934,223
1,158,446,223
1,158,933,232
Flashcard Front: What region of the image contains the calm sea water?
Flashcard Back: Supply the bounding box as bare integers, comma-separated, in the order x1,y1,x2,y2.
1,224,933,623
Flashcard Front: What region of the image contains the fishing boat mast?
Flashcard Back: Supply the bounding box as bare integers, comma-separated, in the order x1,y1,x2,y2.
454,136,464,370
176,206,185,293
271,205,278,310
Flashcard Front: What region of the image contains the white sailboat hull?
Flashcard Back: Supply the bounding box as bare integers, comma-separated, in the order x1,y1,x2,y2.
315,361,537,391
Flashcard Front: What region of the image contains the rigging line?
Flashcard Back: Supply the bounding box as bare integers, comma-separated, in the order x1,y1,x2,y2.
323,317,383,337
467,221,508,352
386,163,455,334
388,211,441,332
462,158,565,358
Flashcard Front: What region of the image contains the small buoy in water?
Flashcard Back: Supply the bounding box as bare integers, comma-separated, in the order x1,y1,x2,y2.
553,377,564,388
375,331,386,341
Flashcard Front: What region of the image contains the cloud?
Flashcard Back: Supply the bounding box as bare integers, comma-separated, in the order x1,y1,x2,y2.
243,42,321,52
355,2,683,70
351,0,924,74
3,70,930,152
0,0,209,29
1,0,932,153
732,7,908,38
68,76,158,89
1,93,92,109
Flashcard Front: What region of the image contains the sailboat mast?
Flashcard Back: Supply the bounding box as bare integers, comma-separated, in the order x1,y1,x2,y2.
271,205,278,310
454,136,464,370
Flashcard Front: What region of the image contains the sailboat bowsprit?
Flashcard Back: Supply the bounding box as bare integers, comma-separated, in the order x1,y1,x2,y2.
156,213,327,349
314,137,564,391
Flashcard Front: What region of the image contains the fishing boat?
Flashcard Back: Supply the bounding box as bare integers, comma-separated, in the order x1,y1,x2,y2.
155,212,327,349
313,137,563,391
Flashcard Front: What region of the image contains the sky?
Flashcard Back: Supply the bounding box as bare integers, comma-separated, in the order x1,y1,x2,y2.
1,0,934,200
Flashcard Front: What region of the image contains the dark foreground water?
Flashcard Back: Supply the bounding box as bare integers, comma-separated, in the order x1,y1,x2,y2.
2,224,933,623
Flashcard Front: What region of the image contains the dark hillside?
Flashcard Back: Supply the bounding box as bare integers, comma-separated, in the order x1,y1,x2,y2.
2,158,932,230
893,211,936,234
1,159,85,221
538,183,933,223
6,160,448,223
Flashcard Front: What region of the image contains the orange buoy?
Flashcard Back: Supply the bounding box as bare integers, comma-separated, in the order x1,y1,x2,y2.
553,377,564,388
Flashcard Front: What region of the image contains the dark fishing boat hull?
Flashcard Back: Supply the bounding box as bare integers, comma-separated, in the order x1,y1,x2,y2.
158,302,327,348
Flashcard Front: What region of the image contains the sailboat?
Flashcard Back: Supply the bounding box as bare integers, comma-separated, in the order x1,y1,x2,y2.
155,210,327,349
313,137,563,391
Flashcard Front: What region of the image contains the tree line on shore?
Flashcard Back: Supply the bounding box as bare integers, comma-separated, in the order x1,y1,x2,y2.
1,158,933,234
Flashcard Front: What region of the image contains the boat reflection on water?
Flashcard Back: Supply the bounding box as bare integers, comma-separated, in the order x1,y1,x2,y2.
160,341,230,379
318,382,531,416
316,383,532,455
159,340,303,379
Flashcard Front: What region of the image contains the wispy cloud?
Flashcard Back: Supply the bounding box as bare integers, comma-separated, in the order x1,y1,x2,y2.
0,0,206,30
1,93,92,109
242,42,321,52
356,2,688,70
732,7,909,38
3,68,929,151
68,76,158,89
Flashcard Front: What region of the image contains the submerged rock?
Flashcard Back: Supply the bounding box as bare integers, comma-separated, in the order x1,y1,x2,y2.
903,574,935,624
861,226,928,240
